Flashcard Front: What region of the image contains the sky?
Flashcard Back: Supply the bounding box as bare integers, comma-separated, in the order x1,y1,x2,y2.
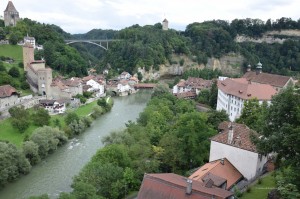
1,0,300,34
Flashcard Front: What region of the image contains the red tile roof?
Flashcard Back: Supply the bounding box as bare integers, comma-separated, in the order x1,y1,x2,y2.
137,173,233,199
243,71,292,88
211,121,258,152
175,91,197,99
186,77,213,90
218,78,277,100
189,158,243,190
0,85,17,98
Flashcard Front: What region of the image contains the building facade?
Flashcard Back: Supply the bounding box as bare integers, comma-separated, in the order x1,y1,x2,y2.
209,122,268,180
162,18,169,31
216,77,276,121
4,1,20,27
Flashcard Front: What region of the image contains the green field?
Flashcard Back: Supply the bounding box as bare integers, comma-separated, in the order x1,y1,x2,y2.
0,100,101,147
0,45,23,61
241,172,276,199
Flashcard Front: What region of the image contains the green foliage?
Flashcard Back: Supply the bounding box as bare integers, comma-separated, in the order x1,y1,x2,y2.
29,126,67,159
8,66,20,77
64,112,80,125
28,194,50,199
207,110,229,130
22,141,40,165
151,83,169,98
97,97,112,112
0,141,31,187
183,68,222,80
9,106,30,133
32,108,50,126
236,98,267,132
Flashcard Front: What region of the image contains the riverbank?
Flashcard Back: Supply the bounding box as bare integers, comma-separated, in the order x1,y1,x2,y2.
0,91,152,199
0,98,112,147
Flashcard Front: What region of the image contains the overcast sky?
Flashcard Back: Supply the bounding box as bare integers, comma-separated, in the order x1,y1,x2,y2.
1,0,300,34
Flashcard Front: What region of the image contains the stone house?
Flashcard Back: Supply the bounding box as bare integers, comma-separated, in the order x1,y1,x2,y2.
117,80,132,95
209,121,268,180
119,71,131,80
0,85,19,111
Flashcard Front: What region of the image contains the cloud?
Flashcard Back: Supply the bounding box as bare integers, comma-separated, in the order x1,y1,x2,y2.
1,0,300,33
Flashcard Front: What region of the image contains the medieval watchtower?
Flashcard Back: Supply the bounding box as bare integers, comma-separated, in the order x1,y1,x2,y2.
23,43,34,71
162,18,169,31
4,1,20,27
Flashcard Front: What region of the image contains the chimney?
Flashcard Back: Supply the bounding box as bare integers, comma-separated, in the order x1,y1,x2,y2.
228,123,234,144
247,64,251,72
221,158,224,165
256,62,262,75
186,179,192,195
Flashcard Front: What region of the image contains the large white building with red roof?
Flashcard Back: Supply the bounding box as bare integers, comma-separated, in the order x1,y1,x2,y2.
209,122,268,180
216,77,277,121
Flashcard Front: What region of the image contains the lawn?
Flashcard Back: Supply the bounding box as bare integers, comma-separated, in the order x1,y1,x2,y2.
0,45,23,61
0,100,100,147
241,172,276,199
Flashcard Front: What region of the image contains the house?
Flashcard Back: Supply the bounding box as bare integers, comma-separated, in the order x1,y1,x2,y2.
216,77,277,121
175,91,197,99
173,77,212,95
39,99,66,114
128,76,139,86
117,80,133,95
243,62,294,91
86,79,105,97
137,173,233,199
209,121,268,180
189,158,243,191
0,85,19,110
61,77,83,96
24,35,36,48
118,71,131,80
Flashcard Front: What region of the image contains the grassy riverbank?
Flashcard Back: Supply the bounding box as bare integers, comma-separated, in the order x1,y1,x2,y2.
0,98,111,147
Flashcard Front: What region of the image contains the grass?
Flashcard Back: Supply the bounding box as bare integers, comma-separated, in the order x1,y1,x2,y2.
0,100,101,147
0,45,23,61
241,172,276,199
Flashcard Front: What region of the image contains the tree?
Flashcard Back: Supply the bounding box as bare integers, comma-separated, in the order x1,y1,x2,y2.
151,83,169,98
32,108,50,126
255,87,300,191
22,141,41,165
9,106,30,133
0,141,31,187
0,62,6,72
207,109,229,130
236,98,267,132
64,112,79,125
8,66,20,78
137,72,143,81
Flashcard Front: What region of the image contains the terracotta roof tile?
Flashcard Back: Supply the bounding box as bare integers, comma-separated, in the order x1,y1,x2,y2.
189,158,243,190
218,78,277,100
137,173,233,199
211,121,258,152
0,85,17,98
243,71,292,88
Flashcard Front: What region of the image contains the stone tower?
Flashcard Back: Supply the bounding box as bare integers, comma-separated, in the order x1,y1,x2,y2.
4,1,20,27
162,18,168,31
23,43,34,71
37,68,53,96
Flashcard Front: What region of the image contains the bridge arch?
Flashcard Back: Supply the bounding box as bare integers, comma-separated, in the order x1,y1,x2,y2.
66,40,108,50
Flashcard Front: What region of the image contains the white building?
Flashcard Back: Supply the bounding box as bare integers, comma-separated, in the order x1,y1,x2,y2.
86,79,105,97
39,99,66,114
117,80,132,94
209,121,268,180
173,77,212,95
119,71,131,80
24,35,36,48
216,77,276,121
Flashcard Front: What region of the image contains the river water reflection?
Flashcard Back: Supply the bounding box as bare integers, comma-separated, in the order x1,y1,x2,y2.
0,90,152,199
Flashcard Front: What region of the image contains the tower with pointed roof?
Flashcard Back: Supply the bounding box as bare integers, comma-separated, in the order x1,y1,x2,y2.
162,18,168,31
4,1,20,27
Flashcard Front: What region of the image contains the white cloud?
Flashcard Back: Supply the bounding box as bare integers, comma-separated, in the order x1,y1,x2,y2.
1,0,300,33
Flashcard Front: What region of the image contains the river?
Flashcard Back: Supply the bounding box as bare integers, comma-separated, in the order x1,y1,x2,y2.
0,90,152,199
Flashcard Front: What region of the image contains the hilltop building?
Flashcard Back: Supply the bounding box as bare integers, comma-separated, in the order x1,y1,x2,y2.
162,18,168,30
4,1,20,27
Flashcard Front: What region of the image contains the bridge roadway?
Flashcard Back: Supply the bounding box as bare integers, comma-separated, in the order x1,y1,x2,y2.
64,39,120,50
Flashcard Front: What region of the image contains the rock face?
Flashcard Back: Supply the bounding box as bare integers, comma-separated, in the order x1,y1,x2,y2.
138,53,244,80
235,29,300,44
